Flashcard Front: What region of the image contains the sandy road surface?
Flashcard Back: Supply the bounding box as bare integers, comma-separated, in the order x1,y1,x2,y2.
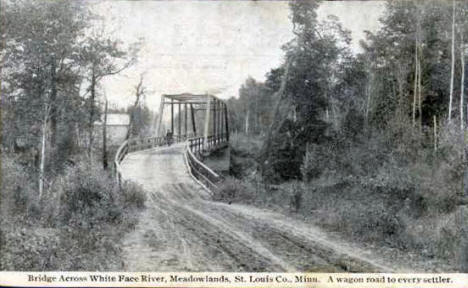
120,143,399,272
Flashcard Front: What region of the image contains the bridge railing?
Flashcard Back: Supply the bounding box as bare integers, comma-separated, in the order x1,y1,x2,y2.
185,133,228,191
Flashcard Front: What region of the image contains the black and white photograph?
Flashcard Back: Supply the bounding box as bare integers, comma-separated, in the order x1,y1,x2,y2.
0,0,467,273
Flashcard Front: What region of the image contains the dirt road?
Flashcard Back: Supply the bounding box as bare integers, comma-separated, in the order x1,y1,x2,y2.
120,143,398,272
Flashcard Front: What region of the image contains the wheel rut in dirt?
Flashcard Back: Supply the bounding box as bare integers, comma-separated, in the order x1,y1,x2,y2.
119,144,396,272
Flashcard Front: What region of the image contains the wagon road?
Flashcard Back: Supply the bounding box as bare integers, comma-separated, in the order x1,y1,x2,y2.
120,143,401,272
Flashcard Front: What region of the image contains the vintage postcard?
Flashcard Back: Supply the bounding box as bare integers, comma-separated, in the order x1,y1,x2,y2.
0,0,467,287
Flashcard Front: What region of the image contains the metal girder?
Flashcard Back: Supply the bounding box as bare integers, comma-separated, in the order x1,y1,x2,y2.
163,93,219,103
163,101,220,105
156,93,228,140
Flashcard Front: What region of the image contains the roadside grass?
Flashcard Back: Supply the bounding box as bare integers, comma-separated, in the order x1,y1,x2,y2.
0,153,146,270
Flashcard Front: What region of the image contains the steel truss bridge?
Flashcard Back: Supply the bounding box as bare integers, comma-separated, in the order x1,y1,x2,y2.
114,93,230,191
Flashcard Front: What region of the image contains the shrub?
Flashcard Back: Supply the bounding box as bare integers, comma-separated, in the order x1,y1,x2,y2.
413,122,464,214
121,181,147,210
301,143,336,181
400,210,464,265
0,154,147,270
0,154,39,222
49,160,146,228
52,161,121,228
0,226,61,270
230,133,263,156
213,177,255,203
227,120,465,269
229,133,263,179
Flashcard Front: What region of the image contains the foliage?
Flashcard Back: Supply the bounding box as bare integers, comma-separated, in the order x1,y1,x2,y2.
0,154,39,222
2,0,138,171
213,177,255,204
127,104,155,138
0,154,146,270
52,160,145,228
225,0,467,270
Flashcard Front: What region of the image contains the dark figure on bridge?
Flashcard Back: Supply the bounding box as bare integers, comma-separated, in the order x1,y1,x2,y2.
165,130,173,146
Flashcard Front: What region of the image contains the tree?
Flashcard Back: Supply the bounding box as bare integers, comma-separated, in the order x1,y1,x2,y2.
2,0,140,193
449,0,456,123
237,77,273,135
458,3,468,130
79,31,140,157
127,74,147,139
39,99,51,197
2,0,91,193
259,0,353,181
361,0,463,131
461,33,465,130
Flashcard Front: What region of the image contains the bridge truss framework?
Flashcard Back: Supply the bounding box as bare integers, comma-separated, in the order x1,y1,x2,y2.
155,93,229,145
115,93,230,190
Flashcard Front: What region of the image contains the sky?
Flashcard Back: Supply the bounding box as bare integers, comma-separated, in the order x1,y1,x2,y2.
92,1,385,111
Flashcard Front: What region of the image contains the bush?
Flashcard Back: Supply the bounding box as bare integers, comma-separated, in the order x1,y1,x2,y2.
1,154,40,222
213,177,255,203
400,209,464,264
49,161,145,228
229,133,263,179
226,120,465,269
0,154,147,270
409,122,464,215
230,133,263,156
121,181,147,210
301,144,336,181
0,226,61,270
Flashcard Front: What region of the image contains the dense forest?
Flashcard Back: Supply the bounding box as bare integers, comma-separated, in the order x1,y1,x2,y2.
0,0,150,269
223,0,467,270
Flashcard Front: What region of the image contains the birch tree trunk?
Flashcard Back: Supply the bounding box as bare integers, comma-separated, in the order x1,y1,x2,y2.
39,121,46,198
365,76,371,125
396,66,404,120
418,47,423,132
434,115,438,152
88,66,96,158
245,108,250,134
449,0,456,123
49,59,57,147
39,104,49,198
365,57,373,128
325,89,330,122
413,34,418,127
461,34,465,130
254,95,258,133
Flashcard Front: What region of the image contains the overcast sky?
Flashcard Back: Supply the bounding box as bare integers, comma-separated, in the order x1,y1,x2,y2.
93,1,385,111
